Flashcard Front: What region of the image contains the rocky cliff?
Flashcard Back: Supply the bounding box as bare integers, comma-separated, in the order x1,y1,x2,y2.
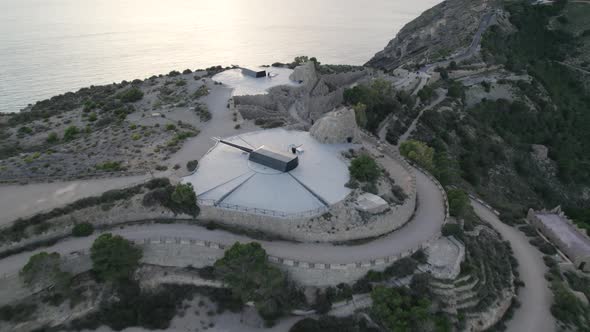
366,0,497,70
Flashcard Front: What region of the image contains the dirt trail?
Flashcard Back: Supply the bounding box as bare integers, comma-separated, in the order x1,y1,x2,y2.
471,199,555,332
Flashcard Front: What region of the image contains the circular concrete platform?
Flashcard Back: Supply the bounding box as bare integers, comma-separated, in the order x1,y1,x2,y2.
182,129,355,217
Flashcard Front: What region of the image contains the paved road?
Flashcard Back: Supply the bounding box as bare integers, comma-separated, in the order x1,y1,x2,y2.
397,89,447,146
0,167,444,277
421,11,495,73
471,199,555,332
0,175,149,226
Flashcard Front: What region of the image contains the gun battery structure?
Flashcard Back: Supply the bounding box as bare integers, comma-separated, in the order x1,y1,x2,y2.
218,139,299,172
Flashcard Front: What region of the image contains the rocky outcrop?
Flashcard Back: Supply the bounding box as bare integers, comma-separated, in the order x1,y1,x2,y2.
290,62,318,85
366,0,497,70
354,193,389,214
310,108,361,144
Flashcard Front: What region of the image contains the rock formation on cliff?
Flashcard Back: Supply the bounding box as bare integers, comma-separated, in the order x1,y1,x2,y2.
310,108,360,144
366,0,497,70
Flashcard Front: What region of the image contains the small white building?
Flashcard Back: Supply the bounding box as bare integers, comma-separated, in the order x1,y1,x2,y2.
527,206,590,272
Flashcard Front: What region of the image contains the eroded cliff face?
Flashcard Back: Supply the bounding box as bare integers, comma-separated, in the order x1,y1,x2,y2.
366,0,497,70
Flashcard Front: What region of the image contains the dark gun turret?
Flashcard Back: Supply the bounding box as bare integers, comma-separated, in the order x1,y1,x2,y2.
217,139,298,172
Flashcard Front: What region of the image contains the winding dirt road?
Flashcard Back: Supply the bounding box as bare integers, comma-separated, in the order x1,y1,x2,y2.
471,199,555,332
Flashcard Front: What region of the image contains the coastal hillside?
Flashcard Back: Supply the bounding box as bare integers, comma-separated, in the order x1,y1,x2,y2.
368,0,590,237
366,0,498,70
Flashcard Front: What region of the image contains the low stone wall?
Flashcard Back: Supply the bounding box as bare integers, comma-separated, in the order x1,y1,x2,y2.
198,192,415,243
0,229,441,306
136,236,443,287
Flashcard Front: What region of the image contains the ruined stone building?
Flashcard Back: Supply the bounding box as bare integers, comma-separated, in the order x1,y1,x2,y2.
528,206,590,272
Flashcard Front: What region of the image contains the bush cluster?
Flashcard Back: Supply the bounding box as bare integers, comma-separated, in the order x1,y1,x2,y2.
349,155,380,183
213,242,304,323
142,182,199,217
72,223,94,237
117,87,144,103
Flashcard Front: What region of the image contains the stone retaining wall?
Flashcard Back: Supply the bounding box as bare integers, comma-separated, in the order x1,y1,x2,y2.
0,227,442,304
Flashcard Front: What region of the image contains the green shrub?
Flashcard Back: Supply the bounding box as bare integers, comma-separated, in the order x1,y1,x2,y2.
195,103,211,121
370,286,430,331
400,140,434,171
0,303,37,323
63,125,79,141
213,242,302,323
353,103,368,128
20,252,71,293
18,126,33,135
90,233,142,282
68,282,205,331
46,132,59,143
142,182,199,217
447,189,470,218
448,81,465,100
117,88,144,103
417,85,436,103
192,85,209,99
72,223,94,237
349,155,380,182
88,112,97,122
442,223,464,240
95,161,123,172
186,160,199,172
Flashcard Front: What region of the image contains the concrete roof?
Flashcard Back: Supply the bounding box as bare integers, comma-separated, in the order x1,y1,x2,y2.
212,66,300,96
536,213,590,257
182,129,354,217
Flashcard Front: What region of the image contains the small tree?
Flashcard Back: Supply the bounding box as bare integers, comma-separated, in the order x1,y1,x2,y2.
442,223,464,240
20,252,71,291
214,242,292,321
117,87,144,103
171,183,198,217
400,140,434,171
349,155,380,183
72,222,94,237
90,233,142,282
293,56,309,65
448,81,465,100
417,85,437,103
447,189,470,218
370,286,430,331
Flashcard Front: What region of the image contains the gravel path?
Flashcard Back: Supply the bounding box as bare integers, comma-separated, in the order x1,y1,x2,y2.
0,168,444,277
0,84,257,227
397,89,447,146
471,199,555,332
0,175,148,226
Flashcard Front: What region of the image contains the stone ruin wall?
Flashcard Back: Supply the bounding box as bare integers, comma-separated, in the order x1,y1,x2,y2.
198,190,415,244
234,68,368,126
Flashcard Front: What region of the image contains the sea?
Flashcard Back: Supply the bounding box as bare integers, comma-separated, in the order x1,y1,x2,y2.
0,0,440,113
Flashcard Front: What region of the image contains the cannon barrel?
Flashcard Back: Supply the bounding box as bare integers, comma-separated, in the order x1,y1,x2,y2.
218,140,253,153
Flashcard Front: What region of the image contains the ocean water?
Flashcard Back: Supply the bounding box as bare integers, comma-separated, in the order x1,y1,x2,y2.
0,0,440,113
